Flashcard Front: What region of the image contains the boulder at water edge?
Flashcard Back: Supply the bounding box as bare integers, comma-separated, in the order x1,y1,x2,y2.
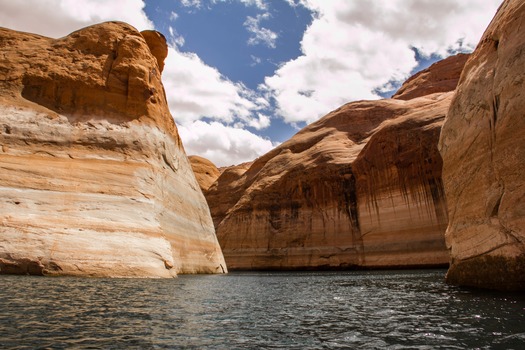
0,22,227,277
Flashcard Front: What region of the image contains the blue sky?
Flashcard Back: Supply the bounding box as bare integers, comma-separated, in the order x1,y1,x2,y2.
146,1,312,90
0,0,502,166
144,0,314,143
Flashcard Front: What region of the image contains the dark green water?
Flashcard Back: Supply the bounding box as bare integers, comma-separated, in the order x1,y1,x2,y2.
1,270,524,349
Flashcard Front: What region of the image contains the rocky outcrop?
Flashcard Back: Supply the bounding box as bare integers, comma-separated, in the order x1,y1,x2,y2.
141,30,168,73
393,53,469,100
208,91,452,270
207,161,252,228
439,0,525,291
0,22,226,277
189,155,221,192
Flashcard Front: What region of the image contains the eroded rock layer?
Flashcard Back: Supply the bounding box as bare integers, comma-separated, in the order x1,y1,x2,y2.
208,92,452,270
189,155,221,192
0,22,226,277
439,0,525,291
393,53,469,100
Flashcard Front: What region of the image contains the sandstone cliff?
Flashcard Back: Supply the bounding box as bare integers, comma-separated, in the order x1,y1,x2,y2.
207,161,252,228
0,22,227,277
393,53,469,100
439,0,525,291
208,91,453,270
189,155,221,192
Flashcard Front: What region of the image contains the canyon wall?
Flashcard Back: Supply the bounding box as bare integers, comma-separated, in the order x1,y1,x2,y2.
439,0,525,291
189,155,221,192
352,97,450,268
205,53,468,271
0,22,226,277
208,92,456,270
393,54,469,101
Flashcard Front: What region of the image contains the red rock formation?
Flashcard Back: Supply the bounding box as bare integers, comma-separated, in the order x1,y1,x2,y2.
207,162,252,228
352,100,449,267
439,0,525,291
141,30,168,73
189,155,221,192
0,22,226,277
208,92,452,270
393,53,469,100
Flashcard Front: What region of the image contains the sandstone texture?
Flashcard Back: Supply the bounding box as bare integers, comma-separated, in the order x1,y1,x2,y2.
207,91,452,270
439,0,525,291
393,53,469,100
0,22,226,277
207,161,252,228
189,155,221,192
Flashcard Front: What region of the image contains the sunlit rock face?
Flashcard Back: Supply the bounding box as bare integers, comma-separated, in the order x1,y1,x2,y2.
189,155,221,192
207,90,454,270
439,0,525,291
206,161,252,228
393,53,469,101
0,22,226,277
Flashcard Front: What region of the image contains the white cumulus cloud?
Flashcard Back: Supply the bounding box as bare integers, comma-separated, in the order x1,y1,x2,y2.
162,47,264,125
244,13,278,48
178,121,276,167
184,0,268,10
268,0,502,124
237,0,268,10
181,0,202,8
162,46,273,166
248,113,271,130
160,44,273,166
0,0,153,38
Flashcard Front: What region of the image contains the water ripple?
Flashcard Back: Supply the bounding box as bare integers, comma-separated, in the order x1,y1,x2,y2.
1,270,524,349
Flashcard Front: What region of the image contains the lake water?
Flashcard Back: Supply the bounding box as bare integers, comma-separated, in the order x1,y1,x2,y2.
1,270,524,349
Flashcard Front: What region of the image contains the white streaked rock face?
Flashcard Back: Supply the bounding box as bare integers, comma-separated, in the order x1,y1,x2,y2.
0,22,226,277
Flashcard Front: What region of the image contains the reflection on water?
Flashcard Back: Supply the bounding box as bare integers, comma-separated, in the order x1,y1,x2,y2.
1,270,524,349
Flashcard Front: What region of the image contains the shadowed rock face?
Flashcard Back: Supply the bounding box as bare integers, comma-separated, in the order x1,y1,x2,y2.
0,22,226,277
393,53,469,100
439,0,525,291
207,91,452,270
